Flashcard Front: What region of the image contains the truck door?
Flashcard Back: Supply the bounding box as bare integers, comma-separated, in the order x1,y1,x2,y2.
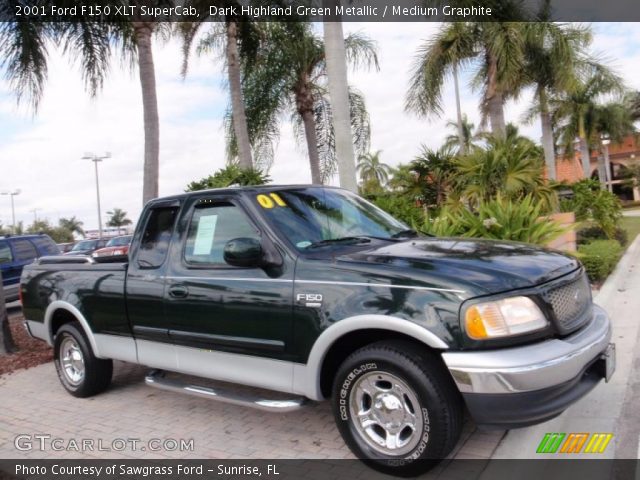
162,195,294,365
126,200,181,368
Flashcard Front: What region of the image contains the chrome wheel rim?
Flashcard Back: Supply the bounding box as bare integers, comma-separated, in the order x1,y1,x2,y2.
349,371,424,456
60,336,85,385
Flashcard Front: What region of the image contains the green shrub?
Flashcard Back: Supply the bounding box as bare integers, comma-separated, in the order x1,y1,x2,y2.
561,180,622,239
186,165,270,191
576,240,624,282
370,195,425,226
577,225,628,246
418,194,565,245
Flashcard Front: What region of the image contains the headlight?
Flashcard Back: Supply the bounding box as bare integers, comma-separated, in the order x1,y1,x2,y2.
464,296,548,340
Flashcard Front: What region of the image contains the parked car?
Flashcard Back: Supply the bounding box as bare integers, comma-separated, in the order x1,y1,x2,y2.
91,235,133,258
20,186,615,476
57,242,76,254
1,234,59,302
64,238,108,256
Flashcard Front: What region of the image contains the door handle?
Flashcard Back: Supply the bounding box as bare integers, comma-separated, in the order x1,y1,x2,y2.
168,284,189,298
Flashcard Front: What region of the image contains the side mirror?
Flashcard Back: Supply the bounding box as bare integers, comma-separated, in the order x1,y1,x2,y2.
223,237,263,267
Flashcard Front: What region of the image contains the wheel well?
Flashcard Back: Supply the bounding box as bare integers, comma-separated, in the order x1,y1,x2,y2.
319,329,441,398
50,309,79,340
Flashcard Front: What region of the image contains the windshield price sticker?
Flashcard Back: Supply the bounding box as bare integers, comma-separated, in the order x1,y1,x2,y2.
256,193,287,209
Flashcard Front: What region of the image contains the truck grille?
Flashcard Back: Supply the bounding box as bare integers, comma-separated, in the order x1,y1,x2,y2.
546,272,592,334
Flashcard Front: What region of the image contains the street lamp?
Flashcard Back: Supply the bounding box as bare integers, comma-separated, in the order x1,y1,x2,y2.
0,189,21,234
81,152,111,239
601,134,612,193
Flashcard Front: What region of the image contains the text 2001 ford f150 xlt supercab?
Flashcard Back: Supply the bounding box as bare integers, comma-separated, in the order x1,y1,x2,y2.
20,186,615,475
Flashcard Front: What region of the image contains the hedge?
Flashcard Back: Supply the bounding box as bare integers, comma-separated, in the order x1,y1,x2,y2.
576,240,624,282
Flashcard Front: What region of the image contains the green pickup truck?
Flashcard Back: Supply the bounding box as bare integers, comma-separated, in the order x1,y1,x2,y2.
21,186,615,475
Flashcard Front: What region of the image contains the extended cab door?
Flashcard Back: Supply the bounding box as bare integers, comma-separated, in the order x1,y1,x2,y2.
126,200,181,368
162,194,295,363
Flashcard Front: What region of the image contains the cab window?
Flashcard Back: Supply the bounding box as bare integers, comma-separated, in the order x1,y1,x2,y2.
137,207,179,269
184,202,259,266
11,239,37,261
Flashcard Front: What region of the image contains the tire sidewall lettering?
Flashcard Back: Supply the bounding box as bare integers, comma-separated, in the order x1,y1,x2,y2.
339,362,377,421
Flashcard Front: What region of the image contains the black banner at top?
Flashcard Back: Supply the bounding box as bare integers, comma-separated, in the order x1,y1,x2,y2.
2,0,640,22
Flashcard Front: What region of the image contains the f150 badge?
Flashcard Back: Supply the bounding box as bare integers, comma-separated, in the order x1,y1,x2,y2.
297,293,323,308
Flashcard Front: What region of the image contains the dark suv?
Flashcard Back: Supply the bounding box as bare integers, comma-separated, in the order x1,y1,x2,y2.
0,234,59,302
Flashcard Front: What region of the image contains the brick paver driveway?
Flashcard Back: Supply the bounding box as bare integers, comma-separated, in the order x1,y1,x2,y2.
0,360,504,463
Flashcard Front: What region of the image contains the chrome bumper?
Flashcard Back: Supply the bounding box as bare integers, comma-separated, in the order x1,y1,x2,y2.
442,304,612,394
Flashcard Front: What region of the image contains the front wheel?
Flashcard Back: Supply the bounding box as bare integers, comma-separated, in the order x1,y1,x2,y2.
54,322,113,398
331,341,462,477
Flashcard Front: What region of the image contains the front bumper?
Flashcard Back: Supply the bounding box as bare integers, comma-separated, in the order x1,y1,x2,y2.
442,304,612,427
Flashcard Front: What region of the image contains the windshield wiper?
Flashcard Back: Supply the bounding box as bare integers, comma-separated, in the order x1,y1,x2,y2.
306,236,372,249
391,229,433,239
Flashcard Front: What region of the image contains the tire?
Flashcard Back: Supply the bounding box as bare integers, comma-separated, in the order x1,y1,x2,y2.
331,340,462,477
54,322,113,398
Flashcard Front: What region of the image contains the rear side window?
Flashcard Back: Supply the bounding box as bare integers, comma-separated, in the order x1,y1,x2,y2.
184,202,259,266
11,239,37,261
137,207,179,269
0,241,13,264
31,236,60,255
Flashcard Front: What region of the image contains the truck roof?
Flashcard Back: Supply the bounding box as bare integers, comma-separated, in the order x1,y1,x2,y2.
146,184,342,205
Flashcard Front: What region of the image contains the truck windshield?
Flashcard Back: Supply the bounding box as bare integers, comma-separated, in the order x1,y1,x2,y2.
254,188,410,251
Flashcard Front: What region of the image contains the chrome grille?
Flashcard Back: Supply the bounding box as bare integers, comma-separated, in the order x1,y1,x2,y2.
546,272,592,334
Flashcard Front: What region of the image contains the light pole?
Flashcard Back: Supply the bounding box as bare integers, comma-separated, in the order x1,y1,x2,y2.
601,134,612,193
31,208,41,224
0,190,20,234
82,152,111,239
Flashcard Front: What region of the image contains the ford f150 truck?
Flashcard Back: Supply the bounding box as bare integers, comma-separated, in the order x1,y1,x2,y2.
20,186,615,475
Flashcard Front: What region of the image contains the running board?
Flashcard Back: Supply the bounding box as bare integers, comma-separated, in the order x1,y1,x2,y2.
145,370,307,413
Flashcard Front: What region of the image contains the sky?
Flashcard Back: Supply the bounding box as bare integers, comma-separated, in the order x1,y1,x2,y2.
1,22,639,232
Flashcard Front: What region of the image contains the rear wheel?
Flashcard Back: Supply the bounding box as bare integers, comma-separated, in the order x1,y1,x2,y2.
54,322,113,397
331,341,462,476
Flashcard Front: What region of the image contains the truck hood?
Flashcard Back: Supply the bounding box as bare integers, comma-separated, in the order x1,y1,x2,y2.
341,237,580,295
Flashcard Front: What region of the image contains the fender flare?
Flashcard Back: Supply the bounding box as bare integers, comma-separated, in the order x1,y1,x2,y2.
295,314,449,400
44,301,102,357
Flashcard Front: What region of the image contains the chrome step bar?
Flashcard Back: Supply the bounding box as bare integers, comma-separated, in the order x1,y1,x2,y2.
145,370,307,413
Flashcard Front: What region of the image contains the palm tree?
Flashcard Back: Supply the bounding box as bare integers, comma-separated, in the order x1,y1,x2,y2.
553,68,628,179
178,10,260,169
357,150,391,193
411,145,457,207
443,115,479,153
106,208,132,228
406,22,528,138
521,22,592,180
1,17,166,205
453,129,556,211
238,23,379,184
626,90,640,121
323,10,358,192
58,217,85,237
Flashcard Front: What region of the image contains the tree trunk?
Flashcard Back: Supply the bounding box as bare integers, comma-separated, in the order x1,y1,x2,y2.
485,51,506,138
301,108,322,184
323,20,357,192
579,137,591,179
226,20,253,170
453,64,466,154
539,89,556,181
0,271,18,355
134,23,160,205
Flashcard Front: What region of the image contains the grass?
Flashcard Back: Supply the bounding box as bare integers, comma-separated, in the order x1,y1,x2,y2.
620,216,640,245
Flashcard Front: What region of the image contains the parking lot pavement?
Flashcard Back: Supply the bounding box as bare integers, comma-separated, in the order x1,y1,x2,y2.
0,359,504,465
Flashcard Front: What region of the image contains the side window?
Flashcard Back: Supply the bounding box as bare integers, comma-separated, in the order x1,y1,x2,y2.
0,241,13,264
137,207,179,269
12,239,38,261
31,236,60,255
184,202,259,266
